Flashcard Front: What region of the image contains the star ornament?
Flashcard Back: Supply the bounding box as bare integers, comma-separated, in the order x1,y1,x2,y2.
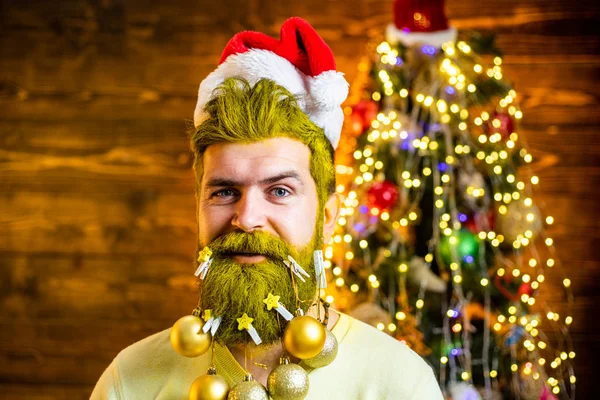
197,247,213,263
237,313,254,331
263,293,281,311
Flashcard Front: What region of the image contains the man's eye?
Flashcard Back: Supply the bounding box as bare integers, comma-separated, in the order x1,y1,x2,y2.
213,189,236,198
271,187,290,198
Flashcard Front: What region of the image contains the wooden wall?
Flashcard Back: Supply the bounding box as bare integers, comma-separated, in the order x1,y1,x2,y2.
1,0,598,398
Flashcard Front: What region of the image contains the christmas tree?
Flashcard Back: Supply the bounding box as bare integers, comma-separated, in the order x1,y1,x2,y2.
324,1,576,398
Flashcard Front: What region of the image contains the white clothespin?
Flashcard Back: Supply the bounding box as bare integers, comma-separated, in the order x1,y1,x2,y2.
202,315,223,336
313,250,327,289
284,255,310,283
194,247,213,279
263,293,294,321
237,313,262,345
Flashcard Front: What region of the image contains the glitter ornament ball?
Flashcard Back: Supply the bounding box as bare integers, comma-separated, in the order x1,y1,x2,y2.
267,360,309,400
170,315,211,358
303,328,338,368
367,180,399,210
485,111,514,140
350,100,379,135
283,316,326,359
439,228,480,267
227,376,269,400
458,170,490,211
496,200,542,243
188,370,230,400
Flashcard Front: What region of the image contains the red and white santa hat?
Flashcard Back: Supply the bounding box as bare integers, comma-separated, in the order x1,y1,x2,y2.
194,17,349,149
386,0,457,47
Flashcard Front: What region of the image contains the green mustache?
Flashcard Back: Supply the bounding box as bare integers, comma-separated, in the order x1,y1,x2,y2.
208,231,294,263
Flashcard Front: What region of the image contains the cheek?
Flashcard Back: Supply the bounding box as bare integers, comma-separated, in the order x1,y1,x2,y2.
275,197,319,247
198,206,231,246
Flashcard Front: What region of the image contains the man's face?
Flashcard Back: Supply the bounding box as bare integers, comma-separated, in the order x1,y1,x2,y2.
196,137,322,345
198,137,319,252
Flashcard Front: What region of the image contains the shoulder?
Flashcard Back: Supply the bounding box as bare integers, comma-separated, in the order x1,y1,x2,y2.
92,328,207,399
114,328,174,371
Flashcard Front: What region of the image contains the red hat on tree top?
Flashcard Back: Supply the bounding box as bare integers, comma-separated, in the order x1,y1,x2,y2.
194,17,349,149
386,0,457,47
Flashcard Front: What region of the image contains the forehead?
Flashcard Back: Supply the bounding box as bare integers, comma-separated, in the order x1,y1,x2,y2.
202,137,312,183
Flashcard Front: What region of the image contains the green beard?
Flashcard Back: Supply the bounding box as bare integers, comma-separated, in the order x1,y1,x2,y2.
198,230,319,347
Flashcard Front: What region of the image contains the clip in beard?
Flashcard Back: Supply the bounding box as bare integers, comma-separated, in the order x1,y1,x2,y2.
263,293,294,321
313,250,327,289
237,313,262,346
202,314,223,337
194,247,213,279
283,255,310,283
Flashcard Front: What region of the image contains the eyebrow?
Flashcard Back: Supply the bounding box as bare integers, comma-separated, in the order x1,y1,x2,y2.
204,171,305,189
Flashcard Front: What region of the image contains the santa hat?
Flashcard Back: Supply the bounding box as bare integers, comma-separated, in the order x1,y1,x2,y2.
386,0,457,47
194,17,349,149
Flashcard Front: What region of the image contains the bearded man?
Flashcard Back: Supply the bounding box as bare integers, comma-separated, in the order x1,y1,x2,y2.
92,17,443,400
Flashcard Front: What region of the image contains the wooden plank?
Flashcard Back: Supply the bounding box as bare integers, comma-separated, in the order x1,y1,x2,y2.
0,190,197,254
0,252,199,318
0,119,192,153
0,383,93,400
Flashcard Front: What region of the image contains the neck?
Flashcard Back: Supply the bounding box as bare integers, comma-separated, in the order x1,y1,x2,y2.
228,301,339,386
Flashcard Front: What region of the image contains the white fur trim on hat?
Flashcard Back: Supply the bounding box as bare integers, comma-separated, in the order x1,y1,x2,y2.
194,49,348,150
385,24,457,48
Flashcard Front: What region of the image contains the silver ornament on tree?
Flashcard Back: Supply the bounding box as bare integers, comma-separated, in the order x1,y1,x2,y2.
458,170,490,211
267,356,309,400
227,374,269,400
407,256,446,293
496,199,542,244
303,328,338,368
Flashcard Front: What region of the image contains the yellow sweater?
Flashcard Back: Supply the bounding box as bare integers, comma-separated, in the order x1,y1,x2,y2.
91,313,443,399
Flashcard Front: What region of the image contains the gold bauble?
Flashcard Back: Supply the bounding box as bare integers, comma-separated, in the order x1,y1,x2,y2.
188,372,230,400
283,316,326,359
227,377,269,400
267,362,309,400
170,315,211,357
303,328,338,368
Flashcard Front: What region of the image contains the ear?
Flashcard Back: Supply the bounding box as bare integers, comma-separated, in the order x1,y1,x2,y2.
322,192,342,244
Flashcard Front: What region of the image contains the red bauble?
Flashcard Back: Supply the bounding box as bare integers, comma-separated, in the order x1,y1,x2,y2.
464,211,495,234
517,282,533,297
393,0,450,33
485,111,514,140
350,100,379,136
367,181,399,210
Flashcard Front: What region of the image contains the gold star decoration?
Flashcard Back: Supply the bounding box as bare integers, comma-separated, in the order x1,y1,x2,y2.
237,313,254,331
197,247,213,263
263,293,281,311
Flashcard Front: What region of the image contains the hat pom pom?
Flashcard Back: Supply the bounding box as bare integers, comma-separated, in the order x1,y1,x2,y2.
308,71,349,112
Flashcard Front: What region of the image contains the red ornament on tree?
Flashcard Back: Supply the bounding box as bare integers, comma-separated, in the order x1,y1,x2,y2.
350,100,379,136
464,211,495,234
367,181,399,210
393,0,450,33
386,0,457,47
485,111,514,140
517,282,533,297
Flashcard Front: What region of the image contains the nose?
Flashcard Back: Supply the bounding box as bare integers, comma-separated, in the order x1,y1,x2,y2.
231,189,266,232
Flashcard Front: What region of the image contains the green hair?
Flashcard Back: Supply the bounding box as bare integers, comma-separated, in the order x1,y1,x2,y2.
190,77,336,211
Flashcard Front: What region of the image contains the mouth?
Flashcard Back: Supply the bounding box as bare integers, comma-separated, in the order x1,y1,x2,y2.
227,252,268,263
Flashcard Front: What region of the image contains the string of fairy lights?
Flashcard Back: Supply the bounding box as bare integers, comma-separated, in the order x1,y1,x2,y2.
321,38,576,398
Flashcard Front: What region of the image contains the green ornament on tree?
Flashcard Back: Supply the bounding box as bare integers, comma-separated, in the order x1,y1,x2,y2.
439,228,480,267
